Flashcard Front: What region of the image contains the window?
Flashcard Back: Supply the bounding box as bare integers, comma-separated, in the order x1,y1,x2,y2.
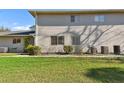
58,36,64,45
17,39,21,43
94,15,105,22
70,15,75,22
51,36,57,45
13,39,16,44
13,38,21,44
51,36,64,45
72,36,80,45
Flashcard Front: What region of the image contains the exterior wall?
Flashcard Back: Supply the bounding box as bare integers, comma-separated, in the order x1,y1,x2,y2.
36,13,124,54
37,13,124,25
0,36,25,53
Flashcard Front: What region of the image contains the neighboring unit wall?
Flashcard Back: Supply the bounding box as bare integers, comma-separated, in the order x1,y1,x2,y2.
36,13,124,54
0,36,24,53
37,13,124,25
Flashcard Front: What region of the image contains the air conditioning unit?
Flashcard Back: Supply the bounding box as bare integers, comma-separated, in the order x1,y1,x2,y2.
0,47,8,53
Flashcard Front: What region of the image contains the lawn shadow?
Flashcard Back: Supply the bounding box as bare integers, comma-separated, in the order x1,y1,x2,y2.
117,58,124,63
85,67,124,83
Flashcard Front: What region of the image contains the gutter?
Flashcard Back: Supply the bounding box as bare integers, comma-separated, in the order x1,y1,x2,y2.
28,9,124,17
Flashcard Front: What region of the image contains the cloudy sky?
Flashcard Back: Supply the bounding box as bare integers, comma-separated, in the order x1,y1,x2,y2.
0,9,34,31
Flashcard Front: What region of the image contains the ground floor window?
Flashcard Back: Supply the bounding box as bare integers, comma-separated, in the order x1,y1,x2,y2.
58,36,64,45
51,36,57,45
72,36,80,45
13,38,21,44
101,46,109,54
13,39,16,44
113,45,120,54
51,36,64,45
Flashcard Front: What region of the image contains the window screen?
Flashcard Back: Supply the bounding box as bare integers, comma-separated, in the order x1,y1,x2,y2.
51,36,57,45
58,36,64,45
71,15,75,22
72,36,80,45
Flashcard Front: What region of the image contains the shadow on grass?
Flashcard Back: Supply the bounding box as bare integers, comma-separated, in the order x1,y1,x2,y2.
117,58,124,63
85,67,124,83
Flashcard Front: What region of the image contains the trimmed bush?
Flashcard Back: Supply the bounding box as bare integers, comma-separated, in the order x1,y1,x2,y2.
79,49,83,55
24,36,34,53
24,36,34,48
63,46,73,54
26,45,41,55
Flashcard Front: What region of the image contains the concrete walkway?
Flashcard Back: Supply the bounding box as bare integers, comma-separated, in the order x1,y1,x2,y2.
0,54,124,58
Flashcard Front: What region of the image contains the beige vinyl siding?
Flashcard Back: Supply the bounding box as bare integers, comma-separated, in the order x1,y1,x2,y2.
36,13,124,53
0,36,24,53
37,13,124,26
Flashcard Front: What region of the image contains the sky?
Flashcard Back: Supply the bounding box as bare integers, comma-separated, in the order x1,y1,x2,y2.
0,9,34,31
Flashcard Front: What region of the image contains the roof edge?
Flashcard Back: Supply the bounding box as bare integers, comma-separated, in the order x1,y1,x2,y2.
29,9,124,17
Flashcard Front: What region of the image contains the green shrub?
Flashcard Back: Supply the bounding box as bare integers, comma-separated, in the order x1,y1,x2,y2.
24,36,34,49
26,45,41,55
79,49,83,55
63,46,73,54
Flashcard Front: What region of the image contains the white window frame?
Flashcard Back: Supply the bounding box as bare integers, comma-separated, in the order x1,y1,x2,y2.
13,38,21,44
51,36,64,45
72,36,80,45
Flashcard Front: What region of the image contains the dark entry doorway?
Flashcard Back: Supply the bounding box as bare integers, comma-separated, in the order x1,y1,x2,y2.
113,46,120,54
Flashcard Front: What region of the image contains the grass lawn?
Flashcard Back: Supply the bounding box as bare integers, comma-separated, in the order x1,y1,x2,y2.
0,57,124,83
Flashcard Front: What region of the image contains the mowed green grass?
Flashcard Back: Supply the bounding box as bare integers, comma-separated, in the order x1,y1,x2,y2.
0,57,124,83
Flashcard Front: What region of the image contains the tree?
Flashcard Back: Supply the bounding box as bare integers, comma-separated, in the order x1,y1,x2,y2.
0,26,11,32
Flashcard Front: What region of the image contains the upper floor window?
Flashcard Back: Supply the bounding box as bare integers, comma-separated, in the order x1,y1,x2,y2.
94,15,105,22
70,15,75,23
51,36,64,45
